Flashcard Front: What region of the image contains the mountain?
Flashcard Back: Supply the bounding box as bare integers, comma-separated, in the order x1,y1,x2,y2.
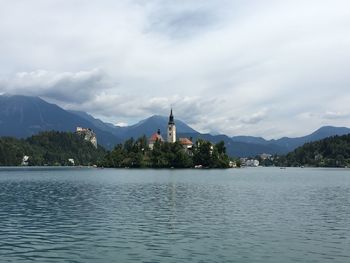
0,95,122,149
232,126,350,155
277,134,350,167
69,112,198,140
68,110,124,136
231,136,270,145
271,126,350,152
0,95,197,150
0,131,106,166
1,95,349,157
117,115,198,139
179,132,286,157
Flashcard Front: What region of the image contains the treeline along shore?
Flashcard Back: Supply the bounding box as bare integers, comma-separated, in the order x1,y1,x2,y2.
0,131,106,166
0,131,230,168
1,131,349,168
271,134,350,168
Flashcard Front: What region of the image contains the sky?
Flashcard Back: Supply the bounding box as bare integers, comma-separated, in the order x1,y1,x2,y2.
0,0,349,139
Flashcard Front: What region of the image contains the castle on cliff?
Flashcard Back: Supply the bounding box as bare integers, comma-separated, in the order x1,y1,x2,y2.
76,127,97,148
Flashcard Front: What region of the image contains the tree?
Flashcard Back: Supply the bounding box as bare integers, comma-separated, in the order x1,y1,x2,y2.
215,141,226,154
0,131,106,166
101,136,230,169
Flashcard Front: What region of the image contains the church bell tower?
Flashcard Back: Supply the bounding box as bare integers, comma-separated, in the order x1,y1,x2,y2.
167,109,176,143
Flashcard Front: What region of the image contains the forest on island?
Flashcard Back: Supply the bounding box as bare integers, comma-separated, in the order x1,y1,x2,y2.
0,132,230,168
101,136,230,168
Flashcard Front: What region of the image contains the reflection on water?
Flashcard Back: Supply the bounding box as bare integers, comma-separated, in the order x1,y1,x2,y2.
0,168,350,262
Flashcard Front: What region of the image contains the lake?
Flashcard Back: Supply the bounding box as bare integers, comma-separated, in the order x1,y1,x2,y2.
0,167,349,263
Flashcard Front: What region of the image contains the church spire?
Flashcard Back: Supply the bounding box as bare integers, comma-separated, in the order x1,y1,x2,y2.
168,108,174,125
167,108,176,143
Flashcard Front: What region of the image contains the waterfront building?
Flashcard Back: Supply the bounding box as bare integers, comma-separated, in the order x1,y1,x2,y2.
240,158,260,167
21,155,29,166
260,153,272,160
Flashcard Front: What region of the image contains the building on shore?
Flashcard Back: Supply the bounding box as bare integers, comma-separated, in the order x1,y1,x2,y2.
260,153,273,160
76,127,97,148
21,155,29,166
240,158,260,167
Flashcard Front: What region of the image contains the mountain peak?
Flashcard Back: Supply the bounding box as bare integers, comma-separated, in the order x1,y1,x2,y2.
1,94,41,100
122,114,197,137
315,125,348,131
311,126,350,136
0,94,122,148
1,94,349,156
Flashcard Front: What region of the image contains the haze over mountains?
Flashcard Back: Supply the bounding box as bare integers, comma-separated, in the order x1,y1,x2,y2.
1,95,349,157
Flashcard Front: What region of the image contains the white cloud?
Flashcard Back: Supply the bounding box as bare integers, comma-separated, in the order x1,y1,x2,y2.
115,122,128,127
323,111,350,120
240,109,268,125
0,0,350,138
0,69,110,103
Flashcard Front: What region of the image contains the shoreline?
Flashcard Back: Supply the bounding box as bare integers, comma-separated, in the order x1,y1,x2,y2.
0,166,349,171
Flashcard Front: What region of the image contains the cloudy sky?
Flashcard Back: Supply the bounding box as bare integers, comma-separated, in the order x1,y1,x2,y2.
0,0,349,138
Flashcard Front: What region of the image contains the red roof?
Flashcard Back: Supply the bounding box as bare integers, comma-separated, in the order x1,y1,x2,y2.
179,138,193,145
149,133,164,143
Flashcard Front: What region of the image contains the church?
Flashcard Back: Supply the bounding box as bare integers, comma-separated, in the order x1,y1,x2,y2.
167,109,176,143
148,109,193,152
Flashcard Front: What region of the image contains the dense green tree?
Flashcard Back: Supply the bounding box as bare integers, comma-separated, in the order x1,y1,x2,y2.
103,137,229,169
192,139,229,168
215,141,226,155
193,139,213,167
0,132,231,169
0,131,106,166
273,134,350,167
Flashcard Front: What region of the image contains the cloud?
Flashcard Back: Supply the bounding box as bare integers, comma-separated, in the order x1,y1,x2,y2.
240,109,268,125
323,111,350,120
65,93,211,125
116,122,128,127
142,0,227,38
0,69,110,103
0,0,350,138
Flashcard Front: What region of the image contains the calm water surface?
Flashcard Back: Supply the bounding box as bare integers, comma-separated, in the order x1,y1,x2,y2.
0,167,349,263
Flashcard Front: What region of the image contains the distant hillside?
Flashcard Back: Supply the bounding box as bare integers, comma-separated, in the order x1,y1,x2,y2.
0,95,122,149
68,110,124,136
69,111,199,142
118,115,198,139
232,126,350,154
1,95,349,157
277,134,350,167
179,132,286,157
272,126,350,152
231,135,270,145
0,131,106,166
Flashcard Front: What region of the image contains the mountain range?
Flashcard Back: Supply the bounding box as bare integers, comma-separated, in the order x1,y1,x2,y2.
1,94,349,157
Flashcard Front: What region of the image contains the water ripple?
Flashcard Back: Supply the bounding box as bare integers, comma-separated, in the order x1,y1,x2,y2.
0,168,349,262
